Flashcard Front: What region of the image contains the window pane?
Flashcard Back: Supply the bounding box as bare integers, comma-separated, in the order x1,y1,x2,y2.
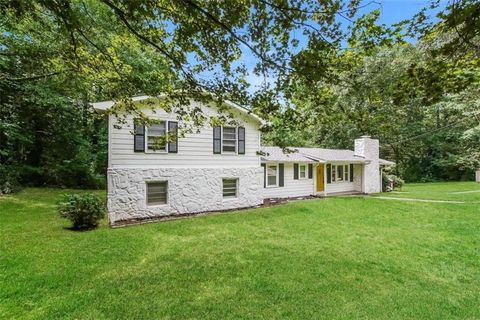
149,123,166,136
223,179,237,198
300,165,306,178
267,165,277,186
147,136,166,151
147,181,167,205
147,122,166,151
337,165,344,181
344,165,349,181
332,165,336,181
222,127,237,152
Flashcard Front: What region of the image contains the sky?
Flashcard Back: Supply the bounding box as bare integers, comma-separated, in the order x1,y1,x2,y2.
243,0,449,92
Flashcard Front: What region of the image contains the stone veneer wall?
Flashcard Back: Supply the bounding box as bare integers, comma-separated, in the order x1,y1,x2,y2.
107,167,264,223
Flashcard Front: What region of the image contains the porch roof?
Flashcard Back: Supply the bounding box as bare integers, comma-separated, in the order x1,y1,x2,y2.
260,147,318,163
261,146,395,165
260,146,367,163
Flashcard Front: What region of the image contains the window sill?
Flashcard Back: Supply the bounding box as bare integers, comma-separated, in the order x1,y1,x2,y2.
147,203,169,208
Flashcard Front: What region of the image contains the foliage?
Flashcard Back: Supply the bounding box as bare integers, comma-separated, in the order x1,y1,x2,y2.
0,165,22,195
58,193,106,230
382,172,405,192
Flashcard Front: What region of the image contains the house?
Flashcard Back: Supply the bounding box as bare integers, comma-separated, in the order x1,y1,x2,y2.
476,170,480,182
92,96,394,224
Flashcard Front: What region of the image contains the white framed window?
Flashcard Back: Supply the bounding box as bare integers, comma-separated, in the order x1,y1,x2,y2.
299,164,306,179
146,121,167,152
330,164,351,183
267,164,278,187
146,181,168,206
223,178,238,198
222,127,237,153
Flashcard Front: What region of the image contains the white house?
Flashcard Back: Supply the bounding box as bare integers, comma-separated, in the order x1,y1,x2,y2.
476,170,480,182
93,96,393,224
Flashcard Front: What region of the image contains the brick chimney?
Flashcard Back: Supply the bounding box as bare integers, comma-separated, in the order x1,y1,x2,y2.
354,136,381,193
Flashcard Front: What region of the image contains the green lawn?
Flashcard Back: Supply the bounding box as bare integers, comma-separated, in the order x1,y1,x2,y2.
1,183,480,319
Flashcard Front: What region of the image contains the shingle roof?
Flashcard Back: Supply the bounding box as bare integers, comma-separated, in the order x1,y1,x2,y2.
294,147,366,162
261,146,395,165
260,146,317,162
379,159,396,166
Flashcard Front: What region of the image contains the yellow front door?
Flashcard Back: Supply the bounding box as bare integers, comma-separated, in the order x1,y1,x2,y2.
316,164,325,192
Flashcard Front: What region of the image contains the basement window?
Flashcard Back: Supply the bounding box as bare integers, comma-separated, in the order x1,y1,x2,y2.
223,178,238,198
146,181,168,206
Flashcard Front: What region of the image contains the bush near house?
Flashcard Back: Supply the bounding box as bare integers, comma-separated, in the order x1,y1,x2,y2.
58,193,105,230
382,172,405,192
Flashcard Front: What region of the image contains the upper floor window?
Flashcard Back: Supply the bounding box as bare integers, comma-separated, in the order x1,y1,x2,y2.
134,120,178,153
147,122,167,152
213,126,245,155
222,127,237,152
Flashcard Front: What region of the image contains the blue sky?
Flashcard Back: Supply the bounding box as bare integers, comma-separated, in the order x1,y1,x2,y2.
242,0,449,92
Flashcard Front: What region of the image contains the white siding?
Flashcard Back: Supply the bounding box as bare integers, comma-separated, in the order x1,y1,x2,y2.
325,182,356,193
109,101,261,168
263,162,315,198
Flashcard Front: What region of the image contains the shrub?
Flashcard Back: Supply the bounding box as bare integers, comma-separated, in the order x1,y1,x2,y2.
382,173,405,192
58,193,105,230
0,165,22,195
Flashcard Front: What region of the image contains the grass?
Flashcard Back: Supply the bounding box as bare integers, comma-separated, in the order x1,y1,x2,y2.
1,182,480,319
373,181,480,202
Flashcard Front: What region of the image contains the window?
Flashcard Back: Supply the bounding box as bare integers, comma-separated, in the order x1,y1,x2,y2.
146,181,167,206
299,164,306,179
147,122,167,151
267,165,277,186
222,127,236,152
330,164,351,183
337,165,344,181
223,178,238,198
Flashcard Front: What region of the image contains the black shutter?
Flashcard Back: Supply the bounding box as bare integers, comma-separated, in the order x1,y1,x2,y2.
261,163,266,187
213,127,221,154
279,163,284,187
350,164,354,182
327,164,331,183
238,127,245,154
168,121,178,153
133,123,145,152
308,164,313,179
293,163,299,180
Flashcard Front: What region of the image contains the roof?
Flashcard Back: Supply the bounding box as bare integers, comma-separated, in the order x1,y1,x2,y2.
260,147,317,163
90,95,266,125
379,159,396,166
261,146,395,165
